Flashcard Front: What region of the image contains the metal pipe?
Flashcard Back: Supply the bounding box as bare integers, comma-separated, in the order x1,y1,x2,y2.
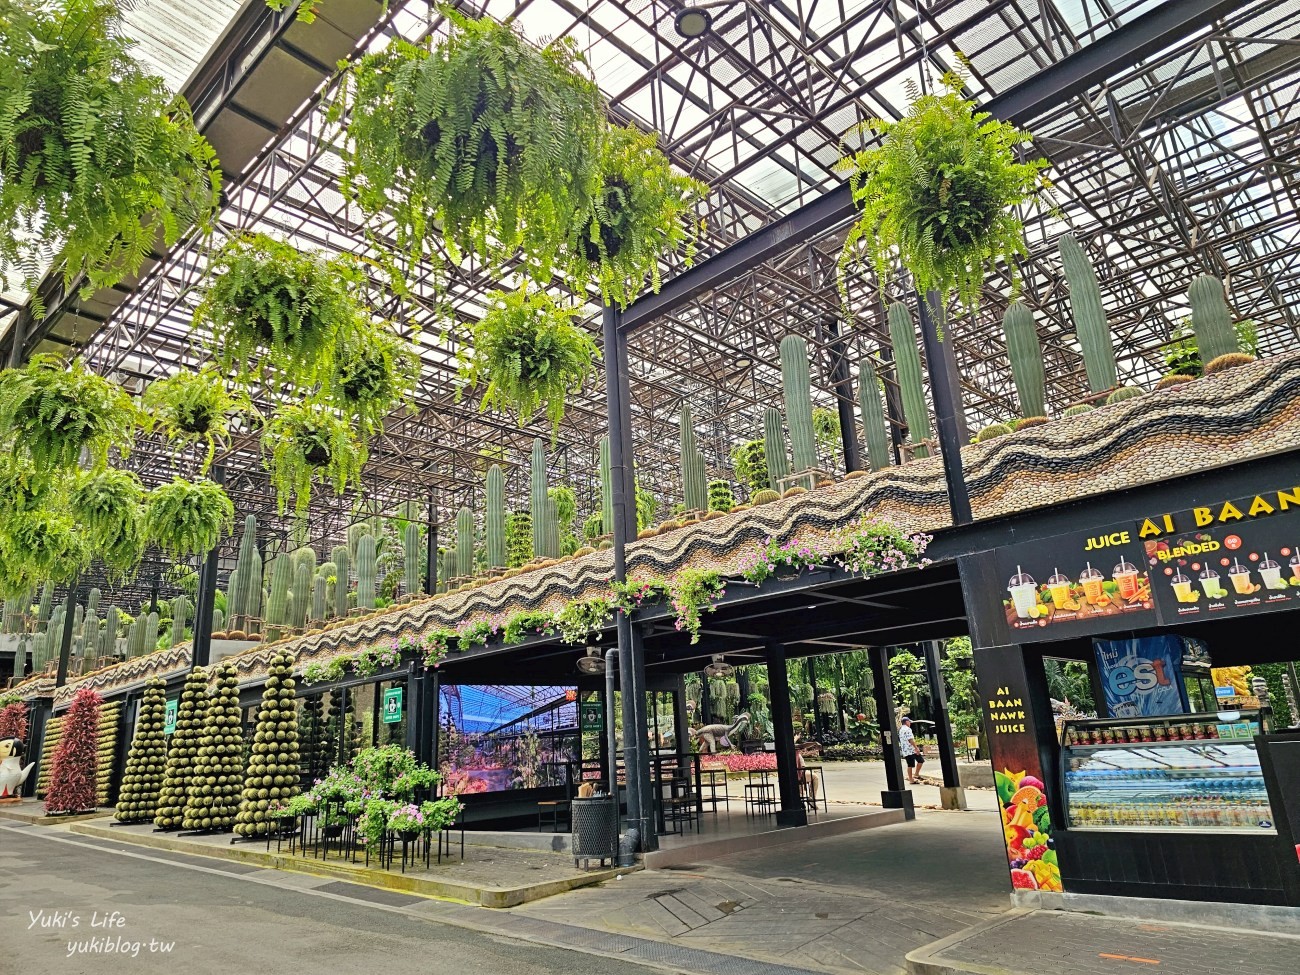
605,648,619,800
191,465,225,668
916,293,972,526
54,577,78,688
425,491,437,596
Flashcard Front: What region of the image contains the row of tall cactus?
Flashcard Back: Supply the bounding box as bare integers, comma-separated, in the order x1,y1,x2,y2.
678,404,707,512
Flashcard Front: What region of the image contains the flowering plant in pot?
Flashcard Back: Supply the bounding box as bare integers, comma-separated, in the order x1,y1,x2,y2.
458,287,599,433
142,367,252,473
0,0,220,310
261,402,365,517
837,66,1050,311
329,6,604,280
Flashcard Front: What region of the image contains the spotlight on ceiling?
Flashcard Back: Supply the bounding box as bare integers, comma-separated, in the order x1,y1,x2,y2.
576,646,606,675
674,6,713,38
703,654,733,678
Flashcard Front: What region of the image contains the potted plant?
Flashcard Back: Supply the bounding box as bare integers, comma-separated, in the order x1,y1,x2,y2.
387,802,428,843
142,477,235,560
458,287,599,432
66,468,145,579
837,66,1051,310
329,7,604,279
194,234,367,386
0,0,220,308
142,366,252,473
0,355,137,471
0,453,50,513
565,125,707,308
261,402,365,517
0,508,88,596
328,324,419,435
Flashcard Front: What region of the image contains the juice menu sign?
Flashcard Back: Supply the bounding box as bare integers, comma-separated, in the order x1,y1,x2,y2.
996,526,1157,644
1141,488,1300,622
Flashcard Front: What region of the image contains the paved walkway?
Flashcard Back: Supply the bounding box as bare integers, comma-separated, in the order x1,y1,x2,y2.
908,909,1300,975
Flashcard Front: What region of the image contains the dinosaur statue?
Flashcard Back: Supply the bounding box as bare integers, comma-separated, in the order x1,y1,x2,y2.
690,713,750,754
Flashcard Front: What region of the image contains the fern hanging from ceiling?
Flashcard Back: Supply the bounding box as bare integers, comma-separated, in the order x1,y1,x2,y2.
326,323,420,436
261,401,365,518
565,125,707,309
458,287,599,434
0,0,221,309
66,467,145,580
142,476,235,561
328,6,605,282
836,65,1051,311
142,366,252,474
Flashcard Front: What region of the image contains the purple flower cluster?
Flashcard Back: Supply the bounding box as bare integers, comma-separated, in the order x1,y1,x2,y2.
834,519,933,577
737,536,828,584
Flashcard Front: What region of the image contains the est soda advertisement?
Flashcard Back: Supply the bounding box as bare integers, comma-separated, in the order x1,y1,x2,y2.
1094,636,1189,717
1140,489,1300,623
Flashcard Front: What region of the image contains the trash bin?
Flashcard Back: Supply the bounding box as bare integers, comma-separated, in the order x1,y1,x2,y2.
570,796,618,868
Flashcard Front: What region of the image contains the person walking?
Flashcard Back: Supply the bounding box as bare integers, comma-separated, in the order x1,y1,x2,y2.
899,716,925,785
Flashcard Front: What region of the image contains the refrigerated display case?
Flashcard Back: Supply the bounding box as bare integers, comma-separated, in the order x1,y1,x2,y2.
1060,711,1274,832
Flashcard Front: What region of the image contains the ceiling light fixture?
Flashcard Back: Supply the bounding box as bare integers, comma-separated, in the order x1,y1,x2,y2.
576,646,607,675
674,6,713,38
703,654,734,678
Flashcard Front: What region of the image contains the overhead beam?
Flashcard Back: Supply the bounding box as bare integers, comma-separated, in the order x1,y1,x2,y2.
617,0,1247,335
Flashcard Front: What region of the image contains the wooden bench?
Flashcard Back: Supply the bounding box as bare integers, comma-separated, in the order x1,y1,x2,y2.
537,799,570,832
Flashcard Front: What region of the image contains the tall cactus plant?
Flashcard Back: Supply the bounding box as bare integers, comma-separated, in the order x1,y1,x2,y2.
292,562,311,631
403,521,422,595
126,618,143,657
311,575,326,623
170,595,189,647
678,404,707,512
331,544,349,620
265,554,293,641
856,357,892,472
347,522,370,562
598,437,614,537
87,587,100,616
485,464,506,568
230,515,260,626
455,506,474,578
763,407,789,489
356,533,376,610
530,439,555,559
317,562,337,619
103,606,120,656
83,608,99,652
1003,301,1046,418
780,335,818,473
1059,233,1117,393
887,302,931,458
143,612,159,653
1188,273,1237,364
38,582,52,628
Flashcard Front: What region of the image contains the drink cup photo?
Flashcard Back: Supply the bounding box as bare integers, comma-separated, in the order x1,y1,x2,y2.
1046,569,1072,609
1007,566,1038,620
1170,571,1194,603
1198,567,1223,597
1080,562,1105,605
1289,550,1300,583
1228,560,1254,595
1258,554,1284,591
1112,558,1140,600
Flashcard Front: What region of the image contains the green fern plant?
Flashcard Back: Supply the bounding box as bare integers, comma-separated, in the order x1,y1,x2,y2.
729,439,768,496
812,406,840,464
261,402,365,517
837,66,1050,310
458,287,599,432
328,324,419,435
66,468,145,579
194,234,367,387
0,452,50,512
142,367,251,473
565,125,707,308
0,0,220,309
0,354,137,471
0,506,88,596
143,477,234,560
329,7,604,282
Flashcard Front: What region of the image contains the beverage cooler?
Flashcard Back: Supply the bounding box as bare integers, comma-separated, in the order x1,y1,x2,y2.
1052,709,1300,904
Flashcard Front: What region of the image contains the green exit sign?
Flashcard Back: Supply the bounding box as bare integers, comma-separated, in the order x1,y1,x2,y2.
163,699,178,735
382,687,403,724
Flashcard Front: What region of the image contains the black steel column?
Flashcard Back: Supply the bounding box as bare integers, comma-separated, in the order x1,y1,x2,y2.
870,645,914,818
826,316,862,473
672,675,689,759
700,674,712,724
923,640,960,789
603,304,652,851
23,695,53,797
766,642,808,827
191,465,225,669
54,577,78,688
915,292,972,526
6,312,25,368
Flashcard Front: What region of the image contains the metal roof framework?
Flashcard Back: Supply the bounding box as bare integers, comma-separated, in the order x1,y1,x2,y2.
5,0,1300,606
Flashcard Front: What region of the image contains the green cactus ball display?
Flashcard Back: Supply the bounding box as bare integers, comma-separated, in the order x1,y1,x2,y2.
114,677,168,823
234,650,300,837
180,663,245,832
974,423,1013,443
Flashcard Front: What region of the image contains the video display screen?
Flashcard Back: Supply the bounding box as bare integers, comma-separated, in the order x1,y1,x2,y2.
437,685,579,794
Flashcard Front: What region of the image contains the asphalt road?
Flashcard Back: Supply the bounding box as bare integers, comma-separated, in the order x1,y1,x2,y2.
0,823,672,975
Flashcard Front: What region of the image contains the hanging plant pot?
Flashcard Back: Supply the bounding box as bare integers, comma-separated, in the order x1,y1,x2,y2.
261,402,365,518
329,10,605,279
329,325,419,435
302,441,332,467
142,477,235,561
837,66,1051,310
142,366,249,475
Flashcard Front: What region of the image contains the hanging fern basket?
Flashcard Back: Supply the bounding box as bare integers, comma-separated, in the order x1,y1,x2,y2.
67,468,146,579
143,478,235,560
836,68,1051,310
261,403,365,517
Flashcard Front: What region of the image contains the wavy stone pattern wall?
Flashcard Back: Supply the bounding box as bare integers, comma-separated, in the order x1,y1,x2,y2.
43,351,1300,704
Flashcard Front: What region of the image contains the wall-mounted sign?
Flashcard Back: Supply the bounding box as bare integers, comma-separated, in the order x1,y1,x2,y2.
382,687,403,724
1141,489,1300,623
996,527,1157,643
580,700,604,732
1094,636,1188,717
163,699,178,735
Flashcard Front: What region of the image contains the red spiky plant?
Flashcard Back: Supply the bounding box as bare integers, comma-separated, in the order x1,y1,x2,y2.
0,701,28,741
44,689,102,814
